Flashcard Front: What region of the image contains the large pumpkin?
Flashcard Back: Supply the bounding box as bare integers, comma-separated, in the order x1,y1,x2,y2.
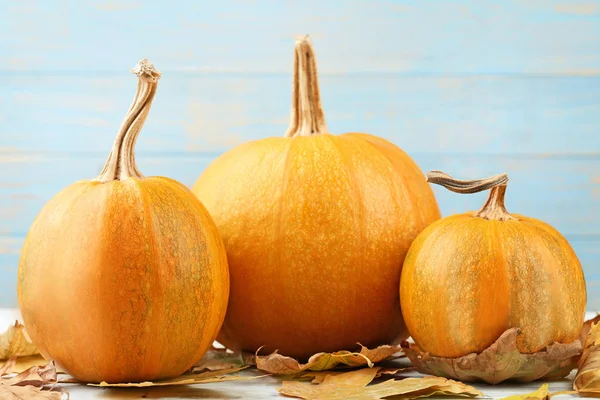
400,171,587,358
18,60,229,383
192,37,440,359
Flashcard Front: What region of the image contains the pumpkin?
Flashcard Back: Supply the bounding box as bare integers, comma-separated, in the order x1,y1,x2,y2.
192,36,440,359
17,60,229,383
400,171,587,358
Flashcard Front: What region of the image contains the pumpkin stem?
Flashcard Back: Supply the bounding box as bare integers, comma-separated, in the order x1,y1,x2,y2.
426,170,516,221
95,59,161,182
284,35,329,137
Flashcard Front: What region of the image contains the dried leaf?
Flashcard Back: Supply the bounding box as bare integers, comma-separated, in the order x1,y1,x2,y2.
302,367,413,384
0,356,17,376
89,366,266,387
403,328,582,384
579,314,600,344
13,356,57,374
279,367,483,400
0,321,39,360
255,343,402,375
191,348,254,372
574,320,600,393
0,385,63,399
499,383,549,399
0,361,65,399
2,361,58,387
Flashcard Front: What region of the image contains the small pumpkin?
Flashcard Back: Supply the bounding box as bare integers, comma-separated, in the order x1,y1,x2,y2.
400,171,587,358
17,60,229,383
192,36,440,359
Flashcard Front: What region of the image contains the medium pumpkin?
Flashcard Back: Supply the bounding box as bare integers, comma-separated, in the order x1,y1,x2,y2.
400,171,587,358
192,36,440,359
18,60,229,383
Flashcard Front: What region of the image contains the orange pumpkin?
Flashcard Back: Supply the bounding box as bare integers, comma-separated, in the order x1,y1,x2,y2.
400,171,587,358
18,60,229,383
192,36,440,359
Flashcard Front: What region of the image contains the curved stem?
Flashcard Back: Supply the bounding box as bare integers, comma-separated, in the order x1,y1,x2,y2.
284,35,329,137
426,170,516,221
96,59,161,182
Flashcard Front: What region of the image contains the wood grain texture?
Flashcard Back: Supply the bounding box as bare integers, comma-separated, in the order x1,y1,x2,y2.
0,0,599,74
0,0,599,308
1,75,599,154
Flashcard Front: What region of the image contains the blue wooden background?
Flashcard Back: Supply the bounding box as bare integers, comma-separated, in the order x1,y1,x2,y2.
1,0,599,308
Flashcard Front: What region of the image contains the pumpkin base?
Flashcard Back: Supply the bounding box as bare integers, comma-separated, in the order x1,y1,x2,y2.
402,328,584,384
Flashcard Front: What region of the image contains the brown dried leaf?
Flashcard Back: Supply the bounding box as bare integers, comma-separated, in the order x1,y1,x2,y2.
255,343,402,375
2,361,58,387
0,361,65,399
499,383,549,399
13,356,58,374
574,320,600,393
89,366,266,387
0,321,39,360
579,314,600,344
279,367,483,399
403,328,582,384
191,348,254,372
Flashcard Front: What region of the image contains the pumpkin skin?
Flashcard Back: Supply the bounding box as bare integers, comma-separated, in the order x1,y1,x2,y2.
400,173,587,359
193,132,440,359
17,60,229,383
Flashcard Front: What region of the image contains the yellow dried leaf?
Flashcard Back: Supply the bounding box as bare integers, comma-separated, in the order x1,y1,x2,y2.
256,343,402,375
499,383,549,399
403,328,581,384
279,367,483,400
0,321,39,360
89,366,266,387
574,321,600,393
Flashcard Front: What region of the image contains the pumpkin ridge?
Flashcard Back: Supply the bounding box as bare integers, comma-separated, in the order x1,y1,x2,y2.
481,218,511,350
352,134,423,229
512,220,560,352
431,216,478,356
521,220,584,349
128,177,166,378
328,135,366,308
160,176,231,338
274,138,297,317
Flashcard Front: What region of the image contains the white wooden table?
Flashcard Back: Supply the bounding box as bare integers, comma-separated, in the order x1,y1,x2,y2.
1,309,591,399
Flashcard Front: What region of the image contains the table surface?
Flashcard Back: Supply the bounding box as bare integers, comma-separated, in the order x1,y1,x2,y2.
1,308,595,399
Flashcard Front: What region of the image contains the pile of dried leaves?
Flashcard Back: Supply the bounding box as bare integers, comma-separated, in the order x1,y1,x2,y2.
4,315,600,399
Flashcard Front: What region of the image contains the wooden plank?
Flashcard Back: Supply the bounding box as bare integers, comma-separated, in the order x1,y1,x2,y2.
0,0,599,74
1,74,599,154
0,153,598,236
